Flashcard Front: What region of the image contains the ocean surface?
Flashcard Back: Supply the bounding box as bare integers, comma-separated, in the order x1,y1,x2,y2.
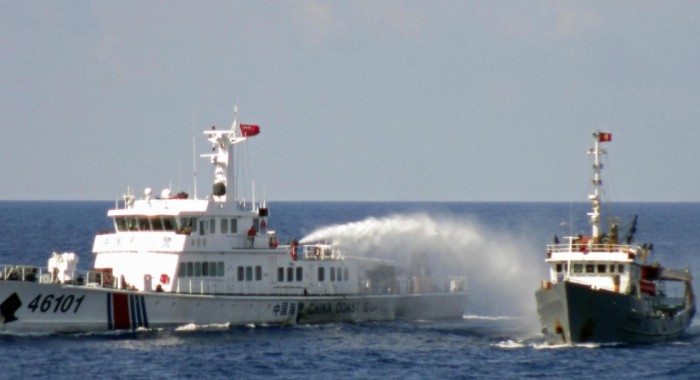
1,201,699,379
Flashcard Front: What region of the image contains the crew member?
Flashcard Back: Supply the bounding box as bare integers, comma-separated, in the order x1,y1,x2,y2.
248,225,256,248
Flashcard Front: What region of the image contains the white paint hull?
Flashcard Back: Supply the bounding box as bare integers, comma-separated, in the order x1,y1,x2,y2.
0,281,466,333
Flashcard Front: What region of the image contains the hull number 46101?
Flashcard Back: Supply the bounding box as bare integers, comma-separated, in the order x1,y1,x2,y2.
27,294,85,314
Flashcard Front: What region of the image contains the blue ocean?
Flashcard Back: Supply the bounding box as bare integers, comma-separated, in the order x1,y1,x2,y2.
0,201,699,379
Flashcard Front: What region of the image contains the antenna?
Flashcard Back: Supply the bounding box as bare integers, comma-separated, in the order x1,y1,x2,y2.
252,180,256,210
262,184,267,208
231,105,239,201
192,125,198,200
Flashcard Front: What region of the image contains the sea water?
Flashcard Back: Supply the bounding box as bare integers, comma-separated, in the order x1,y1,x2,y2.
0,201,699,379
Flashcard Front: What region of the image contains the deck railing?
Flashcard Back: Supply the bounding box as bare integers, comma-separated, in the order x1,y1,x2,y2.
0,264,118,288
0,264,468,297
546,243,640,255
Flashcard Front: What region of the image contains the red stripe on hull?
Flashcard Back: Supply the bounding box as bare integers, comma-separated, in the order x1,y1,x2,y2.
112,293,130,330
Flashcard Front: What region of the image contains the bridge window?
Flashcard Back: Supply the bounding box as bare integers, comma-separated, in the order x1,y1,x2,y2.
618,264,625,273
343,268,349,281
115,217,127,231
163,217,176,231
296,267,303,282
585,264,595,273
114,216,179,231
246,266,253,281
287,267,294,282
150,217,163,231
238,266,244,281
330,267,336,282
210,218,216,234
573,264,583,273
221,219,228,234
230,218,238,233
126,217,138,231
179,217,197,232
277,267,284,282
179,261,225,277
318,267,325,282
255,266,262,281
597,264,607,273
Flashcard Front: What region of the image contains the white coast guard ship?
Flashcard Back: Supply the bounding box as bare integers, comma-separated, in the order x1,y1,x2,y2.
535,131,695,344
0,109,467,333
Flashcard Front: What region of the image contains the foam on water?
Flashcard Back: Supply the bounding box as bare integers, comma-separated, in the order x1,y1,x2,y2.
463,314,516,321
0,330,54,338
493,339,527,349
175,322,231,332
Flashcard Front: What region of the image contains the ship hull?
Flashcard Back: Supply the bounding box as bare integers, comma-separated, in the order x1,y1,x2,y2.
0,281,466,333
535,281,694,345
396,292,468,320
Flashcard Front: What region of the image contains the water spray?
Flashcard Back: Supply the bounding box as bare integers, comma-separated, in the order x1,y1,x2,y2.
301,213,546,328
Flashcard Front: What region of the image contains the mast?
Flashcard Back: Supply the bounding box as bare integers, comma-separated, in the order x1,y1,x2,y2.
588,130,611,241
192,133,198,200
201,106,247,203
228,105,239,201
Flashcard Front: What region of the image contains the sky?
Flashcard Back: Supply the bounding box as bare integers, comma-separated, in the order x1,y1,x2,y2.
1,1,699,202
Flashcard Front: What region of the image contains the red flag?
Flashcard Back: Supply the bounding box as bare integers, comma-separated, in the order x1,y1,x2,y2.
598,132,612,143
240,124,260,137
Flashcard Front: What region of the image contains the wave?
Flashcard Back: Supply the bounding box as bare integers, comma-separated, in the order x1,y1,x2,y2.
0,328,155,338
492,338,629,350
463,314,516,321
533,341,627,350
493,339,527,349
175,322,232,332
0,330,54,338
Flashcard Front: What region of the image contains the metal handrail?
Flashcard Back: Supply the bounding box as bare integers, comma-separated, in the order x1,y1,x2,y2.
0,264,118,288
546,243,640,253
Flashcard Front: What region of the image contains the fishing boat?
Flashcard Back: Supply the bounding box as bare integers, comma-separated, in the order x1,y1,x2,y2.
0,108,467,333
535,131,695,344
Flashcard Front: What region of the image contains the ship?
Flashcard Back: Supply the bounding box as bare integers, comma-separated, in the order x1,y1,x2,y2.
0,108,467,333
535,131,695,344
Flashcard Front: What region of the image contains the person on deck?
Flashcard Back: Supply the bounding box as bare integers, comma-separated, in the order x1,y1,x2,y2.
248,225,256,248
